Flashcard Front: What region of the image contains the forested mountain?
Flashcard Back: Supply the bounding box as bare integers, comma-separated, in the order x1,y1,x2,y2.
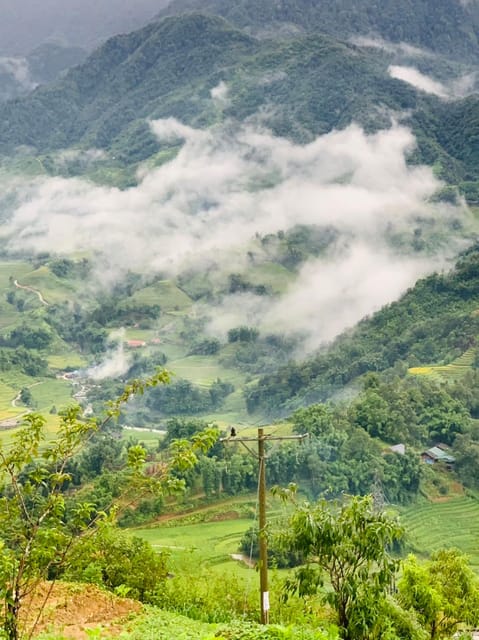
159,0,479,62
0,11,477,194
247,243,479,415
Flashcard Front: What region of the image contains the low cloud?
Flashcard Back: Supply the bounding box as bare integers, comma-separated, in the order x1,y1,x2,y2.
388,65,449,98
0,57,36,92
388,65,477,99
450,72,477,97
2,118,468,353
352,36,430,58
210,81,230,105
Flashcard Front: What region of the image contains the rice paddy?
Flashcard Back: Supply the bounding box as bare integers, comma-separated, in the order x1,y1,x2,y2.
408,347,477,381
399,495,479,571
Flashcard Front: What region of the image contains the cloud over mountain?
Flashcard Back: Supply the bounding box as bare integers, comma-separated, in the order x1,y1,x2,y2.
2,118,468,351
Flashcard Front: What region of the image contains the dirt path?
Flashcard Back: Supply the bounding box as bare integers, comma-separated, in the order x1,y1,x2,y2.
230,553,256,568
11,381,42,407
14,279,50,306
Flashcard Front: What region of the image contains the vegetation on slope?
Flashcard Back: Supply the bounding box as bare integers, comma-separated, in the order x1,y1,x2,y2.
0,12,477,192
160,0,479,62
247,243,479,415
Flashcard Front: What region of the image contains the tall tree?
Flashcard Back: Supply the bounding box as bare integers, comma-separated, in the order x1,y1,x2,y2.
0,371,218,640
282,495,403,640
398,549,479,640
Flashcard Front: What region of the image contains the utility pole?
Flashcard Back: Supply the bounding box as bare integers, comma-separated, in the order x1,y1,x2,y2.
221,427,308,624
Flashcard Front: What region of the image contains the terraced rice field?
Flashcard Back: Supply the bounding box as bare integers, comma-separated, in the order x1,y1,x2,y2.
408,347,476,381
134,518,254,576
399,496,479,570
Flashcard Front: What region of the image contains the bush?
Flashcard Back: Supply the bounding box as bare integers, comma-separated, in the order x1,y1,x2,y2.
64,524,169,601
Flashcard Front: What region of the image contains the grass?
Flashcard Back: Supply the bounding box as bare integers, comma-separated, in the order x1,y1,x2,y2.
134,517,254,576
245,262,295,295
0,261,33,287
30,379,74,413
399,495,479,571
123,329,156,342
121,426,164,445
115,607,218,640
15,266,79,304
131,281,193,313
168,355,247,388
47,353,88,370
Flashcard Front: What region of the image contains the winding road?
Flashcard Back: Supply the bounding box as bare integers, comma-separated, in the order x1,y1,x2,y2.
14,280,50,306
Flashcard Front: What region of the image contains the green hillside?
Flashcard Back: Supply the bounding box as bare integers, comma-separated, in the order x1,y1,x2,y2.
160,0,479,62
0,12,477,194
248,243,479,415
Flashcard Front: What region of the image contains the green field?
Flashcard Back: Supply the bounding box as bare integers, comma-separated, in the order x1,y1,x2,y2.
399,496,479,570
47,353,88,370
29,378,74,412
408,347,477,381
15,265,78,304
0,414,62,448
168,355,247,389
245,262,295,295
131,281,193,313
134,518,254,575
122,426,165,445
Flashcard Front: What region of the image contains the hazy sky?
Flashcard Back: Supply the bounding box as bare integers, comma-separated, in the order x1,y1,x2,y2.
0,0,170,55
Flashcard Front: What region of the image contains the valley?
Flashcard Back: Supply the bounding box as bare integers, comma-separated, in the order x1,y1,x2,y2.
0,1,479,638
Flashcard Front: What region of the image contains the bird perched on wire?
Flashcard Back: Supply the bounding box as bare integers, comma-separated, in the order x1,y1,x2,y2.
230,427,237,437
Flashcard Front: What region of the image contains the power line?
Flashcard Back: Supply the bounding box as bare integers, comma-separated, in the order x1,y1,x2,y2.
221,427,308,624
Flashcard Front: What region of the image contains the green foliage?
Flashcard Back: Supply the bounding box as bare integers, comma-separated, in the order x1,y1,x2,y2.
145,377,234,416
453,433,479,488
282,496,404,640
152,566,258,623
239,525,303,569
215,619,336,639
279,398,422,503
0,409,99,640
398,549,479,639
3,323,53,350
63,523,169,601
189,338,221,356
0,371,218,639
19,387,34,407
228,327,260,344
0,346,48,376
248,244,479,414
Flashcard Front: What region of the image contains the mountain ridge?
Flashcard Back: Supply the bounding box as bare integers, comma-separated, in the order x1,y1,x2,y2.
0,10,477,196
159,0,479,62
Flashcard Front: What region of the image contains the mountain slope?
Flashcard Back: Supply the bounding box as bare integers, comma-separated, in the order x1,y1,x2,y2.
0,11,476,191
160,0,479,62
246,243,479,415
0,14,256,159
0,14,467,170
